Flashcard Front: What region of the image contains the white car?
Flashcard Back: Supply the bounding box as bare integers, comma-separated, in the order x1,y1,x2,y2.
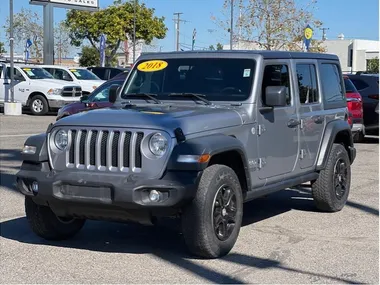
0,63,82,115
41,65,105,95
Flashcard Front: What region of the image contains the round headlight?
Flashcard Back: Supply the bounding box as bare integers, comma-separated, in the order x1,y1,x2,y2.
149,133,168,157
54,130,68,150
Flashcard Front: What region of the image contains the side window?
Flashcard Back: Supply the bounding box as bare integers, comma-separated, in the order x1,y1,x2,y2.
6,67,25,80
320,63,345,103
0,66,3,78
350,79,369,91
92,68,106,79
110,69,121,79
53,69,73,81
91,82,121,102
262,64,291,105
296,64,319,104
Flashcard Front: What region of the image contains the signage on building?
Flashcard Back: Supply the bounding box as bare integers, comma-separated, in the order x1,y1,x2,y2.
30,0,99,10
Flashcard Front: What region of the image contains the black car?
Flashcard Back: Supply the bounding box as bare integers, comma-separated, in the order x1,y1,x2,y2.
87,66,130,81
347,74,379,135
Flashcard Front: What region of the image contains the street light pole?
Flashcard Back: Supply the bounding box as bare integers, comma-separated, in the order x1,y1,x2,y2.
230,0,234,50
133,0,137,63
9,0,14,102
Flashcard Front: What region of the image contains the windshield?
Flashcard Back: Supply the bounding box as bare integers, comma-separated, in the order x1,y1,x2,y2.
21,67,54,79
121,58,256,102
69,69,100,80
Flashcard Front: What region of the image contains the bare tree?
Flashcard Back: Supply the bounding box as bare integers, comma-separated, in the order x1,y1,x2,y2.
54,21,72,64
213,0,325,52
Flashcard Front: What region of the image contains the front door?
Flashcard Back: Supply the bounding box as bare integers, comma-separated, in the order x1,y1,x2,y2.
293,60,325,169
257,61,300,180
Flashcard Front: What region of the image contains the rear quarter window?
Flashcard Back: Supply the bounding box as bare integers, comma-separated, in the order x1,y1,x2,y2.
320,63,346,109
350,78,370,91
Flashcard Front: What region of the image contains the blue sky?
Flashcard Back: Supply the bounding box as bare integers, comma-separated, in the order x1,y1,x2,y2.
0,0,378,56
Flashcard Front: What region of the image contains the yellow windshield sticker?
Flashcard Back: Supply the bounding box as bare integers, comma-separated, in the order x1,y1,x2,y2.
137,60,168,72
141,111,164,115
70,69,77,72
23,68,31,71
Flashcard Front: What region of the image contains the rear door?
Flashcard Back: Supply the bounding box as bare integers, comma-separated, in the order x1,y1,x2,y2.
294,60,325,169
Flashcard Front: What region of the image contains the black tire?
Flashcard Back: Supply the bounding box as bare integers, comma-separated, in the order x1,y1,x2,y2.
29,95,49,115
181,164,243,258
25,196,85,240
353,131,365,143
312,143,351,212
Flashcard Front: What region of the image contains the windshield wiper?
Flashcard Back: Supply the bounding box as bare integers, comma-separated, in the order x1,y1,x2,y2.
168,92,212,105
123,93,162,104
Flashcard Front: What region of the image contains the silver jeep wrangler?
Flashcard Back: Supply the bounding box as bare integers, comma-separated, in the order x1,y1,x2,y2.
17,51,356,258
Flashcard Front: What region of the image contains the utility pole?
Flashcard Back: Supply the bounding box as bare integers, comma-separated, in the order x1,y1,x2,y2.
133,0,137,63
9,0,14,102
173,12,184,51
230,0,234,50
320,27,329,41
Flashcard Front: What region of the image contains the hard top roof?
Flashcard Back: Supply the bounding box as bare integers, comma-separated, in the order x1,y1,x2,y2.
138,50,339,61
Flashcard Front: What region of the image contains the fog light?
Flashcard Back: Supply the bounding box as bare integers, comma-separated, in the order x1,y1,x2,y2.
149,190,161,202
31,181,39,193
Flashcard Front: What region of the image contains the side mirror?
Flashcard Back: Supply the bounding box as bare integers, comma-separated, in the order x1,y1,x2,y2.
264,86,288,107
109,85,120,103
80,95,89,102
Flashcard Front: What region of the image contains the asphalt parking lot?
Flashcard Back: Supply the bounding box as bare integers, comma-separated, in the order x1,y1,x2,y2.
0,114,379,284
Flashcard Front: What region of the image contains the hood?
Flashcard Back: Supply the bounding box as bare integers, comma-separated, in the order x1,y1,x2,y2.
40,79,81,88
54,104,244,137
77,80,105,91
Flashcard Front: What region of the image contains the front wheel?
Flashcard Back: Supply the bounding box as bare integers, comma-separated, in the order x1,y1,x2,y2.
29,95,48,115
25,196,85,240
312,143,351,212
181,164,243,258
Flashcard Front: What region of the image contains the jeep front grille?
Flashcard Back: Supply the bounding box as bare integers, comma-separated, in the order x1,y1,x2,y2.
66,129,144,172
62,86,82,97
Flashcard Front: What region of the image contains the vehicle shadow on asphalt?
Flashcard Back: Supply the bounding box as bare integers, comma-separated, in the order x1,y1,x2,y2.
360,136,379,144
0,188,365,284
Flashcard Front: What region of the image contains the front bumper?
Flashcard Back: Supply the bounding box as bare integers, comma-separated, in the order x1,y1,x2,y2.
48,97,79,109
16,162,200,221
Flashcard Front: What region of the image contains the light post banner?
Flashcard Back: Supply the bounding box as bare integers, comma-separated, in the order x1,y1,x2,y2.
100,34,106,67
24,38,32,63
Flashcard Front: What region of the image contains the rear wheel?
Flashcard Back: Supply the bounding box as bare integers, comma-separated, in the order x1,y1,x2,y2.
25,196,85,240
181,165,243,258
29,95,48,115
312,144,351,212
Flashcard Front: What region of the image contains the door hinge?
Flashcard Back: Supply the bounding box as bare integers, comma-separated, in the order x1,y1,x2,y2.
300,149,306,159
258,124,266,136
258,158,266,169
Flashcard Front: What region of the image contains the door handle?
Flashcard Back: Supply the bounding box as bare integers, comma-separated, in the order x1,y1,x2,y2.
312,115,324,124
287,119,301,128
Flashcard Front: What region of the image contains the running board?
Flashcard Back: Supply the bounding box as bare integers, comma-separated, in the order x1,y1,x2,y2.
244,172,319,202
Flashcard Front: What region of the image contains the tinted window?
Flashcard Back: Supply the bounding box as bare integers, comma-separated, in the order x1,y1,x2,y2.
262,64,291,105
344,78,358,93
69,69,100,80
90,80,124,102
350,79,369,91
16,67,53,79
121,58,256,102
320,64,345,102
110,69,122,79
6,67,26,80
296,64,319,104
91,68,107,80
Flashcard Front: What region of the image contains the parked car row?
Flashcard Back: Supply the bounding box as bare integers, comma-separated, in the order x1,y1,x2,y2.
346,73,379,140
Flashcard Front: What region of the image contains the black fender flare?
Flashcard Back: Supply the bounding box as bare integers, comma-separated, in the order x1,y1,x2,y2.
316,120,355,171
21,133,49,162
167,133,251,187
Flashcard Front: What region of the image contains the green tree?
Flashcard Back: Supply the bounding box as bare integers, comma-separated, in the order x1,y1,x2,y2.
0,42,6,55
367,57,379,73
79,46,100,67
213,0,325,52
65,0,167,65
216,42,224,50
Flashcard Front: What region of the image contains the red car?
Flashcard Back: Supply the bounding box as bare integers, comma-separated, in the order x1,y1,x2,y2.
344,76,364,142
56,71,128,121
